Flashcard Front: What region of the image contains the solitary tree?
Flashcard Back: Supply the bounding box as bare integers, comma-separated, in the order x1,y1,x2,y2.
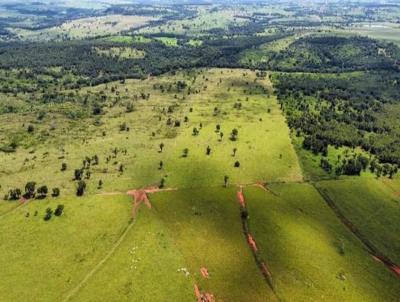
234,161,241,168
159,143,165,153
159,178,165,189
230,129,238,141
216,124,221,132
43,208,53,221
76,180,86,196
224,175,229,188
183,148,189,158
206,146,211,155
37,185,48,198
27,125,34,133
52,187,60,197
25,182,36,198
232,148,237,157
159,161,164,170
61,163,67,171
74,169,83,180
54,204,64,216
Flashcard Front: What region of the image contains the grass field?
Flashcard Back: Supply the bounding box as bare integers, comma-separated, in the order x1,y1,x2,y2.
154,37,178,47
70,199,194,302
11,15,155,41
148,187,277,301
0,68,302,197
244,184,400,301
94,47,146,59
316,178,400,265
0,194,132,301
137,7,248,36
346,23,400,46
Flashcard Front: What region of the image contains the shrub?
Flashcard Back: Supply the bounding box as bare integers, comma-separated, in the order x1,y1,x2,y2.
37,185,48,198
44,208,53,221
24,182,36,198
76,180,86,196
8,188,21,200
52,187,60,197
54,204,64,216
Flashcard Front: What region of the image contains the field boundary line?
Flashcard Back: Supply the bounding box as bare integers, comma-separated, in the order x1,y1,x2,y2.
313,183,400,278
61,219,135,302
0,200,30,219
238,186,282,301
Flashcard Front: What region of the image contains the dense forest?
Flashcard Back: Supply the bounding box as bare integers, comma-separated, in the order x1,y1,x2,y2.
269,36,400,72
274,71,400,174
0,33,288,88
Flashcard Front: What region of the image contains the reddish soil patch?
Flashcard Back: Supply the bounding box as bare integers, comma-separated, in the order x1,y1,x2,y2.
390,265,400,277
194,284,214,302
194,284,201,300
127,186,178,217
127,189,152,217
247,234,258,252
254,182,279,196
200,267,209,279
237,187,245,208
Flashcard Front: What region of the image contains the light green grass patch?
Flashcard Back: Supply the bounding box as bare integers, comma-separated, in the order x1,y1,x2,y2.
0,194,132,302
155,37,178,47
71,204,194,302
104,35,152,44
94,47,145,59
150,187,277,301
0,69,302,196
244,184,400,301
316,178,400,264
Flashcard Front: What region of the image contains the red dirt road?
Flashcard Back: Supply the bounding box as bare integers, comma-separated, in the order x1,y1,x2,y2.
247,234,258,252
237,186,245,208
200,267,209,279
194,284,214,302
126,186,177,217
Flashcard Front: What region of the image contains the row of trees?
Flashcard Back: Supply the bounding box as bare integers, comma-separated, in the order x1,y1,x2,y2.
4,182,60,201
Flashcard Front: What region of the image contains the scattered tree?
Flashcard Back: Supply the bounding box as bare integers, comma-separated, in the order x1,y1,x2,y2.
54,204,64,216
52,187,60,197
224,175,229,187
76,180,86,196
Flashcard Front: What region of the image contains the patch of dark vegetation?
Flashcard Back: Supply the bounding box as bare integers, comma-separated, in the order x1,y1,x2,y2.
274,71,400,174
269,36,400,72
0,32,287,90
